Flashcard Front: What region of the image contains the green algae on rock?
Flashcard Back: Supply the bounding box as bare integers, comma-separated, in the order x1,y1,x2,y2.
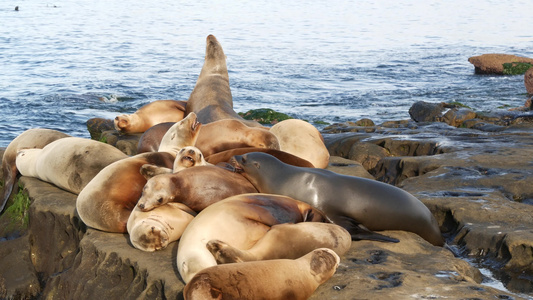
503,62,533,75
239,108,292,124
3,183,31,231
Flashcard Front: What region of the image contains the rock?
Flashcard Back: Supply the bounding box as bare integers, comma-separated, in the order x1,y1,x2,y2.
86,118,115,140
525,67,533,94
0,235,40,299
347,142,390,170
408,101,445,122
326,156,374,179
99,130,142,156
442,108,477,127
468,53,533,75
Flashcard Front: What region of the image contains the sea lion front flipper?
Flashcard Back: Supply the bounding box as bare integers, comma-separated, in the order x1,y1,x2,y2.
337,216,399,243
0,163,17,213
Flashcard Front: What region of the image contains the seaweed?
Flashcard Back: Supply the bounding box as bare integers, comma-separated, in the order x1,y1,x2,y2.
502,62,533,75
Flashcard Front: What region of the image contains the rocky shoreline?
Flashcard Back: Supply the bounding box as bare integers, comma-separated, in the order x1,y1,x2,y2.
1,105,533,298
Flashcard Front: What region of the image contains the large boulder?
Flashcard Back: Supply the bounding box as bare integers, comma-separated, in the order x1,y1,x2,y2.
408,101,445,122
525,67,533,94
468,53,533,75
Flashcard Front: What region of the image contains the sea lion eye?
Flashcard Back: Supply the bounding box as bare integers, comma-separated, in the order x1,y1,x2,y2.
179,148,185,154
157,198,163,203
241,156,246,164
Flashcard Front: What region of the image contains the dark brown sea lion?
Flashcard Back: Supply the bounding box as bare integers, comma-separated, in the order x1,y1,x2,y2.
231,152,445,246
184,34,261,127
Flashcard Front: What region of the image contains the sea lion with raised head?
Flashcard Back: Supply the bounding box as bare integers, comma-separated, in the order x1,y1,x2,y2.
1,128,70,213
176,193,329,283
114,99,187,133
136,165,257,212
183,248,340,300
185,34,261,127
231,152,444,246
15,137,127,194
127,202,196,252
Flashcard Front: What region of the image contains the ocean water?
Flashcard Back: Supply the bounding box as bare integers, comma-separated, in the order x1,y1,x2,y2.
1,0,532,147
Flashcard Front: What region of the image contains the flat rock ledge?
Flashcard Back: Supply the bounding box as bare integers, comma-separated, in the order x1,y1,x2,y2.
2,120,533,299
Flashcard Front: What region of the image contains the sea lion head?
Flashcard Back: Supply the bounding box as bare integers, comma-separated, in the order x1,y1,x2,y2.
114,114,132,132
159,112,202,155
129,219,170,252
174,146,208,172
137,173,176,212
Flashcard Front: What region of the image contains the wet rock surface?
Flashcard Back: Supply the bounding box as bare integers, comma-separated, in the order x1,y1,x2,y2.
2,114,533,299
468,53,533,75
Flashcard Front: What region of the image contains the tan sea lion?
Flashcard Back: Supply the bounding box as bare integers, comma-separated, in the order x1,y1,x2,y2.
114,99,187,133
231,152,445,246
136,165,257,212
76,151,175,233
185,34,261,127
136,119,278,157
139,146,210,175
183,248,340,300
269,119,330,168
176,193,329,283
127,202,196,252
1,128,70,213
207,222,351,263
15,137,127,194
157,112,201,156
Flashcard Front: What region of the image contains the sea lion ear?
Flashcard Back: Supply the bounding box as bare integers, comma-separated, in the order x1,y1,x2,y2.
140,164,172,179
253,162,260,169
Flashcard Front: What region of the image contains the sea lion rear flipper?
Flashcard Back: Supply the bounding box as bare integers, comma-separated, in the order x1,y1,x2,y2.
339,216,399,243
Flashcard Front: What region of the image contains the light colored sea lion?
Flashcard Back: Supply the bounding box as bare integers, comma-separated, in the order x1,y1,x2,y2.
185,34,261,127
127,202,196,252
140,146,210,175
136,165,257,212
136,119,278,157
1,128,70,213
114,99,187,133
157,112,201,156
205,147,314,167
231,152,445,246
269,119,330,168
176,193,329,283
76,151,175,233
15,137,127,194
206,222,351,263
183,248,340,300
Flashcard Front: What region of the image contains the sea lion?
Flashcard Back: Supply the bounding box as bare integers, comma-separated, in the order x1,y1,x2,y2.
136,165,257,212
137,119,278,157
1,128,70,213
114,99,187,133
157,112,201,156
15,137,127,194
269,119,330,168
185,34,261,127
183,248,340,300
76,151,175,233
176,193,329,283
231,152,445,246
140,146,210,175
206,222,351,263
205,147,314,167
127,202,196,252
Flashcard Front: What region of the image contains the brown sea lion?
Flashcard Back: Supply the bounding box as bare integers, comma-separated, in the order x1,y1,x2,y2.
1,128,70,213
205,147,314,167
114,99,187,133
137,119,278,157
185,34,261,127
183,248,340,300
270,119,330,168
136,165,257,212
157,112,201,156
176,193,329,283
15,137,127,194
231,152,445,246
76,151,175,233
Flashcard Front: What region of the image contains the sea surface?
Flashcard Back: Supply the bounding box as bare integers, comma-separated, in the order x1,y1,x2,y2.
1,0,533,297
1,1,532,147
